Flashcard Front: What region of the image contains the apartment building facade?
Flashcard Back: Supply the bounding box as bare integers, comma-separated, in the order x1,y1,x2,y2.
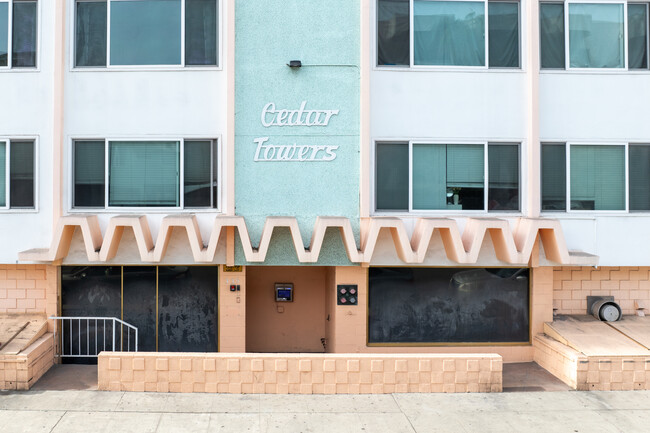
1,0,649,393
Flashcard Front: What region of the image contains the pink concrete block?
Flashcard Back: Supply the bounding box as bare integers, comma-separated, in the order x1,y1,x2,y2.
370,360,383,372
275,359,288,372
323,360,336,372
299,360,312,372
108,358,121,371
347,360,360,372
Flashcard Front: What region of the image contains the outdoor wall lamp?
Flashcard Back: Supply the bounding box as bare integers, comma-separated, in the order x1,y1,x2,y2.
287,60,302,68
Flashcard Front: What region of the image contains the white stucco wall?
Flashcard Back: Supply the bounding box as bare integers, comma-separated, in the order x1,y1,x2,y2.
0,1,54,263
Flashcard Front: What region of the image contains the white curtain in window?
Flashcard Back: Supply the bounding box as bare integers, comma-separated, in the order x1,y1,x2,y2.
185,0,218,65
628,3,648,69
109,141,180,207
569,3,624,68
378,0,410,65
76,0,107,67
110,0,181,65
414,0,485,66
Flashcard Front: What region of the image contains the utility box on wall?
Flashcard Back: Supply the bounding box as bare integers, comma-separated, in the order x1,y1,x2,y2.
275,283,294,302
337,285,358,305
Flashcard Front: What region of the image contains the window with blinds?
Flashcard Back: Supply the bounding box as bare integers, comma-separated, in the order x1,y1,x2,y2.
541,143,650,212
73,139,219,209
375,141,520,212
0,139,35,209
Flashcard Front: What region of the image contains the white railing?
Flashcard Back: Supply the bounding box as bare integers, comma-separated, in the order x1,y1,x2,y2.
49,316,138,358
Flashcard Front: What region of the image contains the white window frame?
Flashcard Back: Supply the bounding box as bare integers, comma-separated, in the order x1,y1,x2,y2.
541,0,650,72
376,0,522,70
69,137,222,212
372,139,522,215
0,137,38,212
0,0,40,71
540,141,650,214
71,0,222,71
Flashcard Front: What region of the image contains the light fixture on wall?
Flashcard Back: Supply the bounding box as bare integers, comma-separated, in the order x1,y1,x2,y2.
287,60,302,68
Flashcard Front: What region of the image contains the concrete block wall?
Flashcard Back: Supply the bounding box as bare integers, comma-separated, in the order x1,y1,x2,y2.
219,266,246,352
553,267,650,315
0,333,54,390
0,265,58,324
534,334,650,391
98,352,503,394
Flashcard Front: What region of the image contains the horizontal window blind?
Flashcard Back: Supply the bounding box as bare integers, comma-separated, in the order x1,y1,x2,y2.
447,144,484,188
570,145,625,210
109,141,179,207
413,144,447,210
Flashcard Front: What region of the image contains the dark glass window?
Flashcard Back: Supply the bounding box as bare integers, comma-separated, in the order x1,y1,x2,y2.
630,145,650,211
376,142,409,211
488,1,520,68
377,0,409,66
540,2,566,69
541,143,566,211
185,0,218,66
9,140,34,208
74,140,106,208
75,0,107,67
12,0,38,67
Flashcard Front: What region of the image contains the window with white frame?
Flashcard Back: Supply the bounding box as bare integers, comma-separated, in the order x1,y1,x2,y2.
540,1,649,69
541,143,650,211
0,0,38,68
74,0,218,68
72,139,219,209
375,141,520,212
377,0,521,68
0,139,35,209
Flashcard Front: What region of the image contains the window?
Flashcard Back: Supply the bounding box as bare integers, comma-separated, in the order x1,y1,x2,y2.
0,139,36,209
540,1,649,69
72,139,219,209
74,0,218,67
0,0,38,68
375,141,520,212
377,0,521,68
541,143,650,211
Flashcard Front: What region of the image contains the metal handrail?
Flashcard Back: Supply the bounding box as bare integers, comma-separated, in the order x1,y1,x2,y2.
49,316,138,358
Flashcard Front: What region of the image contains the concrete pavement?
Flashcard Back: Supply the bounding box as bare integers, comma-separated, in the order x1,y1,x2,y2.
1,389,650,432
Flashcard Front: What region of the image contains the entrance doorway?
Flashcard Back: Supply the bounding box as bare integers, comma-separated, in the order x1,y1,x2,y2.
246,266,327,353
61,265,219,360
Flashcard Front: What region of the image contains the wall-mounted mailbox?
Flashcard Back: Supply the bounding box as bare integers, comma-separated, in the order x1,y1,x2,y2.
275,283,294,302
337,285,358,305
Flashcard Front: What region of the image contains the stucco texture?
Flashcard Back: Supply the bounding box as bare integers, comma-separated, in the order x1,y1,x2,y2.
234,0,360,266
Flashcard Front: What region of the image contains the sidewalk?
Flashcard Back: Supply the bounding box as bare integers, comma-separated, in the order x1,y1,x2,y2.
1,389,649,432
